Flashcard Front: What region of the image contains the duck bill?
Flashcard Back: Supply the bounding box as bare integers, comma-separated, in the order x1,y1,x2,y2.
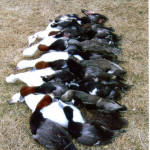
13,67,19,71
9,95,24,105
58,101,65,109
9,99,16,105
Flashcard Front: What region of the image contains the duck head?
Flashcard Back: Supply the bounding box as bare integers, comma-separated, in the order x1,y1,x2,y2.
20,85,35,97
61,90,74,102
35,61,50,70
38,44,50,51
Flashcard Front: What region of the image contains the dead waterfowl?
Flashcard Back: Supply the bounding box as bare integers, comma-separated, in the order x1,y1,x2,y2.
30,95,77,150
61,90,127,113
59,102,117,146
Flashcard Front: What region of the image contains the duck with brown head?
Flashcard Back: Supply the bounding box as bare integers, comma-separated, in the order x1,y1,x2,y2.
38,39,66,52
35,59,67,70
30,95,77,150
20,81,68,98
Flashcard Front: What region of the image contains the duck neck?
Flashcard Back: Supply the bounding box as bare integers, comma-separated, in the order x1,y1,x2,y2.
30,108,45,135
36,95,53,110
68,120,82,138
30,95,53,135
35,61,50,70
20,86,35,97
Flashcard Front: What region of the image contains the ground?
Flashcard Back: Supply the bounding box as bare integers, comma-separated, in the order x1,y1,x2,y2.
0,0,148,150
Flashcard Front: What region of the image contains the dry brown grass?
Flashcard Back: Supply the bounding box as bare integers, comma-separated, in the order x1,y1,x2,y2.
0,0,148,150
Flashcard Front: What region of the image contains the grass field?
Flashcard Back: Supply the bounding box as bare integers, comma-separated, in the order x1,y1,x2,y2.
0,0,148,150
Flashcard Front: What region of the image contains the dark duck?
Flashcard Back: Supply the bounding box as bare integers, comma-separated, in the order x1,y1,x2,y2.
79,79,130,99
38,39,67,52
41,70,76,85
91,24,122,47
80,108,128,130
59,102,118,146
30,95,77,150
81,9,108,25
67,56,126,82
51,15,81,29
68,39,121,58
54,27,84,41
61,90,127,113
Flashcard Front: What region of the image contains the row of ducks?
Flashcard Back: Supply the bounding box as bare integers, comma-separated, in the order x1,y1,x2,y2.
6,10,130,149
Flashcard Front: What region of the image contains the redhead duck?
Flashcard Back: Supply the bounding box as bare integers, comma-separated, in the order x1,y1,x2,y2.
38,39,67,52
20,81,69,97
17,51,83,70
16,51,69,70
59,103,116,146
6,68,57,86
30,95,77,150
61,90,127,113
9,93,85,128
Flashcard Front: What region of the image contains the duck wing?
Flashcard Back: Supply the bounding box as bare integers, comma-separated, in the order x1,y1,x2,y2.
50,123,77,150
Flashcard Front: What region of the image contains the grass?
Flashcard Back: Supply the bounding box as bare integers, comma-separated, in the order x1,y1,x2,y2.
0,0,148,150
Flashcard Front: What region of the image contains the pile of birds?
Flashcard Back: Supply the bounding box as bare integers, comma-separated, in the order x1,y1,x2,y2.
6,9,131,150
